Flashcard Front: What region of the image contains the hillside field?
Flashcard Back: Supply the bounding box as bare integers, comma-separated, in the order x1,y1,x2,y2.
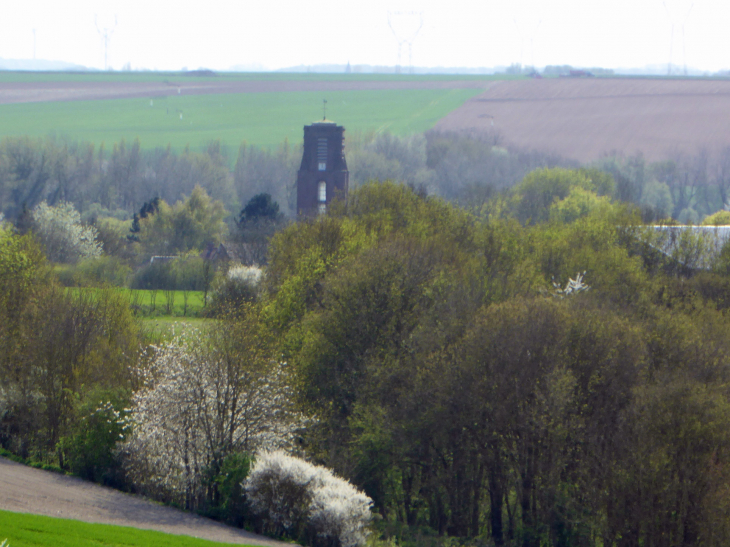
436,77,730,162
0,457,288,546
4,72,730,163
0,511,259,547
0,72,497,151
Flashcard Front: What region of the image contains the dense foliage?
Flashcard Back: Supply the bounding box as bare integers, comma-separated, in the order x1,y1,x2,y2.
6,149,730,547
260,179,730,546
121,314,307,510
0,224,140,464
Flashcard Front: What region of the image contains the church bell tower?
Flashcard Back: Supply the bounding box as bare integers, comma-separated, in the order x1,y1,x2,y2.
296,119,348,216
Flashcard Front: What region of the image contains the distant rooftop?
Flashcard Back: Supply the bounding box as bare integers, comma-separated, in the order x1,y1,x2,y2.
646,225,730,270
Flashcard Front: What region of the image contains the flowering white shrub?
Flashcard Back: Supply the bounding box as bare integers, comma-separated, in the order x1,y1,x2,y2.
245,450,316,534
552,271,590,298
308,472,374,547
31,201,102,263
211,264,265,311
227,264,263,286
121,332,307,508
246,450,373,547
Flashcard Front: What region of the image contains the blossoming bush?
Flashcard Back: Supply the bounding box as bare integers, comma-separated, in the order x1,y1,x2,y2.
246,450,373,547
31,201,102,263
210,264,264,313
228,264,264,286
121,324,307,510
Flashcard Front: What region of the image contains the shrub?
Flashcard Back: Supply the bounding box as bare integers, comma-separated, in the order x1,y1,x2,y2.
245,450,373,547
31,201,102,263
121,330,306,510
130,260,176,290
130,255,208,292
245,451,314,536
204,452,252,526
703,210,730,226
209,264,263,313
57,390,131,486
55,256,132,287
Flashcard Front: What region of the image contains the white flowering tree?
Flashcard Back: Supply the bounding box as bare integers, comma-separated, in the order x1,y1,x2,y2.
210,264,264,312
31,201,102,263
121,312,308,510
227,264,263,286
245,450,373,547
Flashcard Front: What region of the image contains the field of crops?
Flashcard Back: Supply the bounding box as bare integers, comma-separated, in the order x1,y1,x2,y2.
0,510,258,547
0,88,479,151
435,77,730,162
0,71,497,151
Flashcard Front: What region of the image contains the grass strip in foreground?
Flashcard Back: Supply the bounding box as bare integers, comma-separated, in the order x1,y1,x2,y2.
0,510,258,547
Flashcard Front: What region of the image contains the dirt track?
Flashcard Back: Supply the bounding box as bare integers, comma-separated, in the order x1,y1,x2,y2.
0,457,292,546
0,78,491,105
434,78,730,162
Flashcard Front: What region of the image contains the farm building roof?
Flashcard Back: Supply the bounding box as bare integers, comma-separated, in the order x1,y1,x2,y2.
645,225,730,270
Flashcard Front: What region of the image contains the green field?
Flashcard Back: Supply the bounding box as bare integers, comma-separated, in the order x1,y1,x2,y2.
0,70,514,84
142,317,213,341
122,288,207,317
68,287,207,317
0,87,482,151
0,510,257,547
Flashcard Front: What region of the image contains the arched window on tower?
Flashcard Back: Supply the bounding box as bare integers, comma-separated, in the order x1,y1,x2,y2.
318,181,327,214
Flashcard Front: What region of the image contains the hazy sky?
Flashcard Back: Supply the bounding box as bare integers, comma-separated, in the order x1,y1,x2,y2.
0,0,727,72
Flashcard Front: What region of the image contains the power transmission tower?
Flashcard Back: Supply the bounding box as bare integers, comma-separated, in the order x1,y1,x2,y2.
95,15,117,70
663,0,694,75
388,10,423,74
514,17,542,71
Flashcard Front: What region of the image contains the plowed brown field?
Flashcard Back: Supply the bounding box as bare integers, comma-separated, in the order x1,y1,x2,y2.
434,78,730,162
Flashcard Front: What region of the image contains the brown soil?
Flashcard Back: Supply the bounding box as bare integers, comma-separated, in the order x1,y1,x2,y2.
0,78,490,105
0,456,292,546
434,78,730,162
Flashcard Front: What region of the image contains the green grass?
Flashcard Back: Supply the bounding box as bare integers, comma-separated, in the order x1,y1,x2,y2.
121,288,207,317
0,509,259,547
0,87,483,151
66,287,207,317
142,317,214,341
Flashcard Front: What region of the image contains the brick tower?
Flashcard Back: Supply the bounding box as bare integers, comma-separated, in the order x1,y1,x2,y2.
296,120,348,216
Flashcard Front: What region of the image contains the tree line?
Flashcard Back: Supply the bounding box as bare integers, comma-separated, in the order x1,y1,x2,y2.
2,132,729,232
5,151,730,546
261,178,730,546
